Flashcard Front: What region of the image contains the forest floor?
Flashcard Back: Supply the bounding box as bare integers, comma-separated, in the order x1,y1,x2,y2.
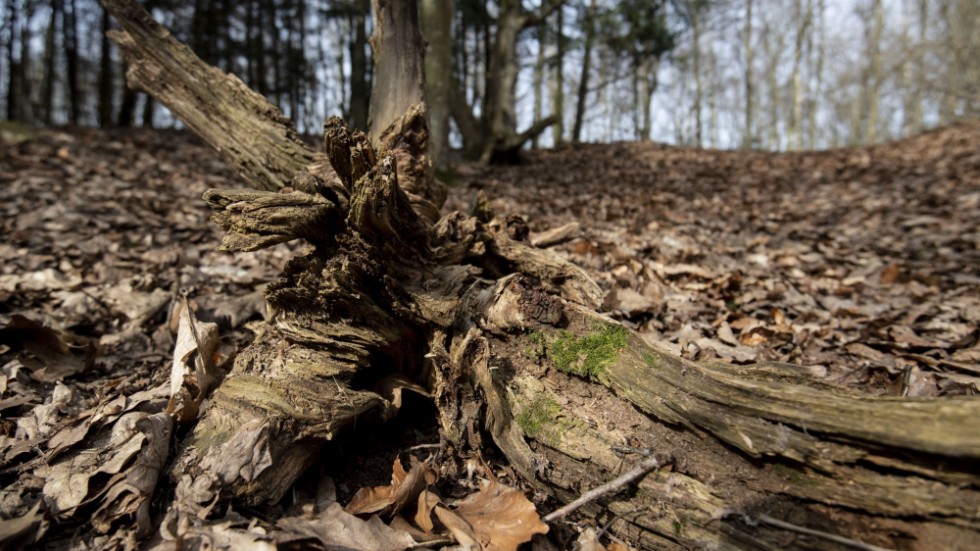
1,122,978,549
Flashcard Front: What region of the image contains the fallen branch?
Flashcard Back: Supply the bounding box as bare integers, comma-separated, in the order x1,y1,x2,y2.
543,453,671,523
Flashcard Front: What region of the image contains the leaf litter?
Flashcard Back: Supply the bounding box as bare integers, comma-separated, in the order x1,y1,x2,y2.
0,122,978,549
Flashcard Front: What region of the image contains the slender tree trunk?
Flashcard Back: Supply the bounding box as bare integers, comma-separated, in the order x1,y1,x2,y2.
268,0,282,107
691,12,702,147
141,94,154,127
865,0,883,143
16,0,35,123
63,0,81,125
742,0,754,149
909,0,927,134
348,0,369,130
116,87,136,127
808,0,823,147
638,58,660,142
420,0,452,167
41,0,59,126
255,0,267,95
764,23,781,150
550,6,564,146
788,0,810,150
572,0,595,144
99,6,114,128
4,0,18,121
531,22,546,149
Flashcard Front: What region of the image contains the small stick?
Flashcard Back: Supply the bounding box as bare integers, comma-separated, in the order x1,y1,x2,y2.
543,454,669,523
755,514,895,551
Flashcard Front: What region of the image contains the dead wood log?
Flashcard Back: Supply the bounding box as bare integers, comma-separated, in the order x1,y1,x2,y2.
185,121,980,546
99,0,317,192
101,2,980,549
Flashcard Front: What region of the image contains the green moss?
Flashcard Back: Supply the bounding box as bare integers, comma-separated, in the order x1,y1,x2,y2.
547,323,628,381
525,331,548,360
516,393,564,446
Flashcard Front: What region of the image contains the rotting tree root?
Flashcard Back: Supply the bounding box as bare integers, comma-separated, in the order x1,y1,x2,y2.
180,113,980,550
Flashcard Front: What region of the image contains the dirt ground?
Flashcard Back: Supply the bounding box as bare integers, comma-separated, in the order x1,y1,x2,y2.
1,123,978,548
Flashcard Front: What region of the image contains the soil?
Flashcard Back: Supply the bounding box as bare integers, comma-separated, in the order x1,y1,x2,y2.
1,122,978,549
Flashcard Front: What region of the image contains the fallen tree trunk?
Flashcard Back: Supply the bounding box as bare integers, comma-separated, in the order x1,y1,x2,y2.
101,1,980,549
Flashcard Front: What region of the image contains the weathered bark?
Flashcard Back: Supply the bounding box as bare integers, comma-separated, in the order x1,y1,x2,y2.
100,0,317,192
368,0,426,144
104,1,980,549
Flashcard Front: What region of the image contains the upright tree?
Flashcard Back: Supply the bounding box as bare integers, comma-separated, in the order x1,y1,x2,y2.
451,0,564,162
742,0,754,148
420,0,452,168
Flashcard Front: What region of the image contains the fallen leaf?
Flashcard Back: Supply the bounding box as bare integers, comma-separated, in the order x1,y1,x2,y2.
451,478,548,551
276,502,416,551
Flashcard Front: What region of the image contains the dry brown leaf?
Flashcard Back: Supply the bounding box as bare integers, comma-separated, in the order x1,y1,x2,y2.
0,503,48,550
452,478,548,551
415,489,443,533
91,411,173,536
167,300,219,422
276,502,416,551
434,505,481,548
346,455,433,517
0,316,95,382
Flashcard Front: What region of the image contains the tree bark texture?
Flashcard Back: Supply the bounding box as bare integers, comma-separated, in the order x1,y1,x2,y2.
103,1,980,549
420,0,453,168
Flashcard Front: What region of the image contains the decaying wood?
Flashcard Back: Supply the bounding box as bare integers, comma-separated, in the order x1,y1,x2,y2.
101,1,980,549
100,0,318,192
184,116,980,547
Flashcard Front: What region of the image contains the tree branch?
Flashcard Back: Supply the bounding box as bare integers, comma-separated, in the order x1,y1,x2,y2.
100,0,320,191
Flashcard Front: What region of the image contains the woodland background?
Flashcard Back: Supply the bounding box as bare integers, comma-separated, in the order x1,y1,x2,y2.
1,0,978,154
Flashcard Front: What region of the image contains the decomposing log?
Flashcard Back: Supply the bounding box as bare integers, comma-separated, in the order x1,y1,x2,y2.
101,1,980,549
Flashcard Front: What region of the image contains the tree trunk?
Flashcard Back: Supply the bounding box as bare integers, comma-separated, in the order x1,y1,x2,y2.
864,0,883,144
63,0,81,125
420,0,453,167
788,0,809,150
637,57,660,142
572,0,595,144
453,0,562,162
550,6,564,146
348,0,370,131
742,0,753,149
691,10,702,147
4,0,19,122
41,0,58,126
369,0,426,142
531,20,546,149
99,6,114,128
100,0,980,549
14,0,35,123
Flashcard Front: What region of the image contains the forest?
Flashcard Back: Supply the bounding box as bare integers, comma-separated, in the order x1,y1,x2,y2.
1,0,979,550
2,0,979,151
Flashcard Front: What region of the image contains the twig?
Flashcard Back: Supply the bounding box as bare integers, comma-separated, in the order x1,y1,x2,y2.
543,453,669,523
755,514,895,551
